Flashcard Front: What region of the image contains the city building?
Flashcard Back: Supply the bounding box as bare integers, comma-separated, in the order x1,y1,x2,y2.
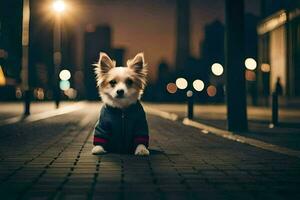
257,1,300,97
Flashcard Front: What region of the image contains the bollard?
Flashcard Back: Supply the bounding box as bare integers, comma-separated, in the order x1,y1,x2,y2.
54,86,60,109
271,92,278,126
24,90,31,115
187,90,194,119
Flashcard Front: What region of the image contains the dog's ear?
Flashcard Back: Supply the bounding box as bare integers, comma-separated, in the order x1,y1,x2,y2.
127,52,147,74
93,52,116,76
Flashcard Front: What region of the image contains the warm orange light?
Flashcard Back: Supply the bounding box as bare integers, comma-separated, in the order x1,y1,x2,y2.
52,0,66,13
64,88,77,99
207,85,217,97
261,63,271,72
245,70,256,81
34,88,45,100
166,83,177,94
0,65,6,86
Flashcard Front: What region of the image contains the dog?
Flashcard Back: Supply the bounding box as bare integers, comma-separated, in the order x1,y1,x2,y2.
91,52,150,156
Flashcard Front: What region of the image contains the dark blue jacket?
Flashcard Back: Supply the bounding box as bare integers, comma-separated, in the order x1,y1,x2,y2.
93,101,149,154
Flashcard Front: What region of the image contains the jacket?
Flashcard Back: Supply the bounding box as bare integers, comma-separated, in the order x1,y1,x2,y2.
93,101,149,154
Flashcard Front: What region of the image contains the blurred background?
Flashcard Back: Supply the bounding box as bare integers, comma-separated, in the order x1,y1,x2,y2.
0,0,299,105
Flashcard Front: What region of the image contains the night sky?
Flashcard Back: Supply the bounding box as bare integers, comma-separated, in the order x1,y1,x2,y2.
32,0,261,82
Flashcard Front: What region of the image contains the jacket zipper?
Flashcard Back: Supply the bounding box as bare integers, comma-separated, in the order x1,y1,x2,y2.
121,111,125,152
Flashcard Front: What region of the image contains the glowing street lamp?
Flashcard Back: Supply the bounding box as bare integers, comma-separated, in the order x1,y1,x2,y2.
261,63,271,72
176,78,188,90
192,79,204,92
59,69,71,81
245,58,257,70
211,63,224,76
52,0,66,13
52,0,68,108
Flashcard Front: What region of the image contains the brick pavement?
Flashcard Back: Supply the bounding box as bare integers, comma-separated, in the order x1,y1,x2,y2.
0,103,300,199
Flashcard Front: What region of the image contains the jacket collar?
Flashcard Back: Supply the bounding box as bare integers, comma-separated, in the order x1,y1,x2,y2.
105,101,140,113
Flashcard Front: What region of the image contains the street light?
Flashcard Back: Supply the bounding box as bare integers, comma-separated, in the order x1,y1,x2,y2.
261,63,270,73
176,78,188,90
211,63,224,76
192,79,205,92
245,58,257,70
52,0,66,13
52,0,67,108
21,0,31,115
59,69,71,81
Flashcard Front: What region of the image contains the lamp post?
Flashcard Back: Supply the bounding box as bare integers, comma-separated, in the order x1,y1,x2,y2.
21,0,31,115
52,0,66,108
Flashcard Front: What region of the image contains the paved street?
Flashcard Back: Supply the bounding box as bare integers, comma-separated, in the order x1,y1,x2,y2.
147,103,300,150
1,102,300,199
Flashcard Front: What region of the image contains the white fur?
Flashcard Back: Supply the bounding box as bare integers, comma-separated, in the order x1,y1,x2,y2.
100,67,141,108
134,144,150,156
94,52,147,109
92,145,106,154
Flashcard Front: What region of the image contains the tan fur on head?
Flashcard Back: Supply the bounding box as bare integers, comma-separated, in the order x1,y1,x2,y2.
93,52,147,108
127,52,148,90
93,52,116,88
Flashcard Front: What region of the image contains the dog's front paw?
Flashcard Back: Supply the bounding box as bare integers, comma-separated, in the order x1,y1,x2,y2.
134,144,150,156
92,145,106,155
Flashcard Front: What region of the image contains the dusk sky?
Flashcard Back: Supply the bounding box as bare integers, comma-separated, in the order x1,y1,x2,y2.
67,0,261,81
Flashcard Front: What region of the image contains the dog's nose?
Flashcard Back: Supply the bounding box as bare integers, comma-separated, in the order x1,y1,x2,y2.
116,89,124,96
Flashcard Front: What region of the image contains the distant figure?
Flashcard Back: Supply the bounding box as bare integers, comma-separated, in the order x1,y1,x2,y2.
275,77,283,96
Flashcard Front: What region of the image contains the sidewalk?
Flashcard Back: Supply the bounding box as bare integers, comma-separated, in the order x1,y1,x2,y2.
146,103,300,151
0,101,74,120
0,102,300,199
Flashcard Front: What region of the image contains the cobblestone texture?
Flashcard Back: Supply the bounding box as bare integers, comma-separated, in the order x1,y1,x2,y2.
0,103,300,200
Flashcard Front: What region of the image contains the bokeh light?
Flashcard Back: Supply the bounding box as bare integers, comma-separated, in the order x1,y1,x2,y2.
59,69,71,81
34,88,45,100
176,78,188,90
15,87,22,99
261,63,271,72
60,80,70,91
207,85,217,97
166,83,177,94
64,88,77,99
245,58,257,70
0,65,6,86
193,79,205,91
52,0,66,13
245,70,256,81
186,90,193,97
211,63,224,76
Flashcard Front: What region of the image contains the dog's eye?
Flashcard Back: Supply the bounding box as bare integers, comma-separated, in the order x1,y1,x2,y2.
109,80,117,87
125,78,133,86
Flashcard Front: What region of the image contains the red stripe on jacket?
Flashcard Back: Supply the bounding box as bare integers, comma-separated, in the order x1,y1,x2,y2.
134,136,149,145
94,137,108,144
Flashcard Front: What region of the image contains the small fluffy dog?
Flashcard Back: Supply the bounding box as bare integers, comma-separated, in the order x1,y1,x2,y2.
91,52,150,156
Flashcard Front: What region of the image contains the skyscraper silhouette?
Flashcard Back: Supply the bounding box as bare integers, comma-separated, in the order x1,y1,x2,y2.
175,0,190,70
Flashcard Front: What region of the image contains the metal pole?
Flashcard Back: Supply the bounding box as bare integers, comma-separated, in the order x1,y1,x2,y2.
271,92,278,126
53,15,61,108
225,0,248,131
187,90,194,119
21,0,31,115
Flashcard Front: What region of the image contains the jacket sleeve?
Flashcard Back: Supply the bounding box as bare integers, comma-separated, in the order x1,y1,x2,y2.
133,105,149,148
93,107,111,149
